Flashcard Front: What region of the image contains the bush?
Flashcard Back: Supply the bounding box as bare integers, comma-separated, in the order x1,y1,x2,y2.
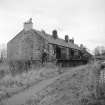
9,60,29,76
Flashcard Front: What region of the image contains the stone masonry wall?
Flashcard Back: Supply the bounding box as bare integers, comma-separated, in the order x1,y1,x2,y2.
7,30,47,61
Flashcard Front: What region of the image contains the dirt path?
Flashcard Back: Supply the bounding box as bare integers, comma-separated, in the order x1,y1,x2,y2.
2,65,89,105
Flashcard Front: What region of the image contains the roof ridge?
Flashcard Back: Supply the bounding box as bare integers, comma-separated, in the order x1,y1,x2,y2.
26,29,81,50
8,29,24,44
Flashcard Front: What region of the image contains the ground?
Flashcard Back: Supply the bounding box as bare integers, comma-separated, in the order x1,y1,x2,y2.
0,62,104,105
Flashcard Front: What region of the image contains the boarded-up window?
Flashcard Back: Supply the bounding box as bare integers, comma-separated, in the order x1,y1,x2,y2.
74,50,79,56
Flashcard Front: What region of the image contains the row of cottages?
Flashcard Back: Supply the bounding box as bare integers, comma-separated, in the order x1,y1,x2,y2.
7,18,82,63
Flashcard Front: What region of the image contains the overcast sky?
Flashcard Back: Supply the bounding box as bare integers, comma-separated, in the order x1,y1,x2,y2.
0,0,105,52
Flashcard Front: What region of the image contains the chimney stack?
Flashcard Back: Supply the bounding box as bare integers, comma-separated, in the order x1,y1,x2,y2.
65,35,69,42
52,30,58,39
24,18,33,31
69,38,74,44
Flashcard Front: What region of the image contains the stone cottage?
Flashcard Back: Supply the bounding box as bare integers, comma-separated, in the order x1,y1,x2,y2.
7,18,81,65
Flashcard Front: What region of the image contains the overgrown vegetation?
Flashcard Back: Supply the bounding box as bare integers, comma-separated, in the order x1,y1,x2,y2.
0,62,104,105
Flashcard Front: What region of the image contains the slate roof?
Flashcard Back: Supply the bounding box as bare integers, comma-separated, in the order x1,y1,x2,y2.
8,29,81,50
34,29,81,50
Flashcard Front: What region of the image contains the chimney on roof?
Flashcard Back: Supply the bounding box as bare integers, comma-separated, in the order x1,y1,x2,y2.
65,35,69,42
52,30,58,39
69,38,74,44
80,44,84,49
24,18,33,31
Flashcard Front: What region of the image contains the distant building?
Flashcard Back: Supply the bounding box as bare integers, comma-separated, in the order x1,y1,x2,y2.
7,18,82,63
95,55,105,61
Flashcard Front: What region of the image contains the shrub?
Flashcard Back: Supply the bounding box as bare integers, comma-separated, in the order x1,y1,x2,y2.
9,60,29,76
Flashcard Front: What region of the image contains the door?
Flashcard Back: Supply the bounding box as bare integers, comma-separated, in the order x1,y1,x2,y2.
55,46,61,59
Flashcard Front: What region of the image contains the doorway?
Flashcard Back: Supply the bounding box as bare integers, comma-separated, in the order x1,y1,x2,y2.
55,46,61,59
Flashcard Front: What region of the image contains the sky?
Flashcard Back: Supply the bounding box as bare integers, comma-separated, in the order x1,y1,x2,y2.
0,0,105,53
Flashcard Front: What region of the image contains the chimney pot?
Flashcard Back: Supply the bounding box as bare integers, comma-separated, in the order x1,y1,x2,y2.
65,35,69,42
24,18,33,31
69,38,74,44
52,30,58,39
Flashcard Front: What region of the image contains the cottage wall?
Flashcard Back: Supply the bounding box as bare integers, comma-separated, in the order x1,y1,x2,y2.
20,32,33,60
7,30,47,62
31,31,47,60
7,32,23,61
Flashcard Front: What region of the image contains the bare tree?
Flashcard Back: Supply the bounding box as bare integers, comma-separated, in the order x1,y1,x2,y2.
0,44,7,63
94,47,101,56
94,46,105,56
